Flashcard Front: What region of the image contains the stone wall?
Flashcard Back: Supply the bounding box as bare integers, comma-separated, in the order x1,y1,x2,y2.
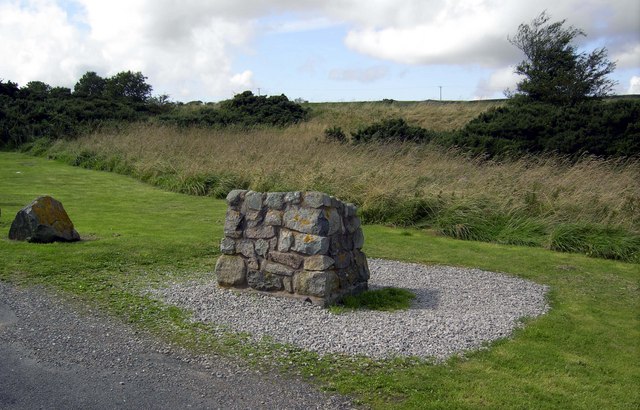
214,190,369,306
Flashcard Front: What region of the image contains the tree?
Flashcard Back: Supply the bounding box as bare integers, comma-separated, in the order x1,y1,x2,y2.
104,71,152,102
509,11,616,105
0,80,19,99
20,81,51,100
73,71,106,98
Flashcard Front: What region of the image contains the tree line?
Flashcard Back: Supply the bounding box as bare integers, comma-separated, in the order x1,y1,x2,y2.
0,72,307,148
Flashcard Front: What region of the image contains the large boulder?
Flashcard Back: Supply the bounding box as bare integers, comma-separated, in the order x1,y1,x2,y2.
9,196,80,243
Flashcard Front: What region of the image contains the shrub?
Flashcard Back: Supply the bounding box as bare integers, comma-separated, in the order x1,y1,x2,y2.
351,118,434,143
324,126,347,143
160,91,309,128
454,99,640,158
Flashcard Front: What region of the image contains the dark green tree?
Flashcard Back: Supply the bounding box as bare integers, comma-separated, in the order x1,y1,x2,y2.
104,71,152,102
73,71,106,98
20,81,51,100
509,11,616,105
0,80,19,98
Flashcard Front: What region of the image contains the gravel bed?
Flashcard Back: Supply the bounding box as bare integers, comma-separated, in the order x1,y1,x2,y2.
154,259,549,360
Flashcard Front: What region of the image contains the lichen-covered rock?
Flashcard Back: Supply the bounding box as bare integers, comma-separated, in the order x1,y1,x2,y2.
283,207,328,235
263,261,295,277
255,239,270,257
303,191,331,208
215,255,246,287
292,232,329,255
264,210,283,226
226,189,247,209
244,191,264,211
236,240,255,258
265,192,285,210
277,229,294,252
224,210,243,238
304,255,335,271
220,238,235,255
294,270,339,297
9,196,80,243
247,271,283,291
269,251,303,269
245,225,276,239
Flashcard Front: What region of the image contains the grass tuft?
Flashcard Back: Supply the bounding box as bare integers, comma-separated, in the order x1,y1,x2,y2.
330,287,417,314
549,223,640,262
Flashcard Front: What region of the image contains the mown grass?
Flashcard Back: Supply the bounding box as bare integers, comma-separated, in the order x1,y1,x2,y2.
30,100,640,262
1,152,638,409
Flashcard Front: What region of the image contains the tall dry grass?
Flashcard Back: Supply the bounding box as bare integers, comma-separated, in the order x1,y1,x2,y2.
47,117,640,233
308,100,504,131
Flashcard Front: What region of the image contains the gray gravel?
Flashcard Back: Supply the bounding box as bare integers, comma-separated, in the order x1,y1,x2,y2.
154,259,549,360
0,282,353,409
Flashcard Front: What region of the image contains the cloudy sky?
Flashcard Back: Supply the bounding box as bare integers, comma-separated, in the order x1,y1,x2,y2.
1,0,638,102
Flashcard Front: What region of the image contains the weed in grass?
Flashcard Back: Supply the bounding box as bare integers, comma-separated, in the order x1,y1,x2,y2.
329,287,417,314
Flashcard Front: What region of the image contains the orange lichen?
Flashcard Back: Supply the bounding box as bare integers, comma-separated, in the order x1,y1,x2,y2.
31,196,75,231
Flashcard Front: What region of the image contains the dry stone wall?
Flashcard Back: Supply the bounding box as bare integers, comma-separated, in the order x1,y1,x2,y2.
215,190,369,305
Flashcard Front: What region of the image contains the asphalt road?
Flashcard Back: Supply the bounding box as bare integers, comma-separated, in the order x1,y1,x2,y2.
0,282,354,409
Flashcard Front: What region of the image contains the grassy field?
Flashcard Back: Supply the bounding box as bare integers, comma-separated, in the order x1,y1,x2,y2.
34,100,640,261
1,152,638,409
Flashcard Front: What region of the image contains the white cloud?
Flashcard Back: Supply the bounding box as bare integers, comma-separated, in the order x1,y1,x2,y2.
77,0,256,100
612,44,640,69
628,76,640,94
264,16,339,33
230,70,254,89
0,0,94,86
329,66,389,83
336,0,640,68
0,0,637,101
475,66,522,99
0,0,258,100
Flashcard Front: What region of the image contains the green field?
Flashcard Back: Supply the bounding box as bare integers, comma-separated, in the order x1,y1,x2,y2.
1,152,638,409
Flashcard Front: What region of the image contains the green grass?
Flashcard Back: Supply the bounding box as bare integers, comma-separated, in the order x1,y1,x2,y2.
1,152,638,409
330,288,417,314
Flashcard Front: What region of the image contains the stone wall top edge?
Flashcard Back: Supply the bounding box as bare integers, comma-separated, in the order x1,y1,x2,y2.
226,189,356,210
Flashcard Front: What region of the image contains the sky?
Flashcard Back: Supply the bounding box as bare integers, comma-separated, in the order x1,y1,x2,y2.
1,0,639,102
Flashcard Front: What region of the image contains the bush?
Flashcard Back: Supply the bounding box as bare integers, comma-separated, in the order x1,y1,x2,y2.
218,91,308,126
324,126,347,143
454,99,640,158
351,118,434,143
160,91,308,128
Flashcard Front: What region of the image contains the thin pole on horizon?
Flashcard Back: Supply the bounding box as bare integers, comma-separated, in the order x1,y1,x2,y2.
439,86,442,101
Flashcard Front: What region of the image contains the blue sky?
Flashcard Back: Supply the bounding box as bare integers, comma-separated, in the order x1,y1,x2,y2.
237,22,488,101
1,0,638,102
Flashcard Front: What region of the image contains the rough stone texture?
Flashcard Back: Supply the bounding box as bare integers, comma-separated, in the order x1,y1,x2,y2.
215,255,246,287
8,196,80,243
214,190,369,305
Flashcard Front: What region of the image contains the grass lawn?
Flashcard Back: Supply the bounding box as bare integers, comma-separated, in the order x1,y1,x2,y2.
1,152,638,409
